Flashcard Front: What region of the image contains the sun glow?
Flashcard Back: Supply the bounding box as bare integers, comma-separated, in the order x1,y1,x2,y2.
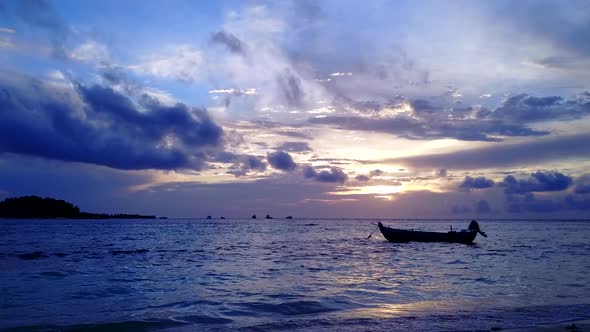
329,185,405,196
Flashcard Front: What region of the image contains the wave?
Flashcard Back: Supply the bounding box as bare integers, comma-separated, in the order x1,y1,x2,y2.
110,249,149,255
236,300,336,316
0,318,187,332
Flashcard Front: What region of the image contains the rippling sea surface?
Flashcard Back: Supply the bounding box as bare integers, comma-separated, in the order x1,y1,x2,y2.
1,219,590,331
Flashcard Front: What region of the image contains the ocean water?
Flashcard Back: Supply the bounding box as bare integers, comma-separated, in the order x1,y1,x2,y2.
1,218,590,331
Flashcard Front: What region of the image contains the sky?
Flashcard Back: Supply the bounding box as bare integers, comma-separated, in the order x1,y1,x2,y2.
1,0,589,218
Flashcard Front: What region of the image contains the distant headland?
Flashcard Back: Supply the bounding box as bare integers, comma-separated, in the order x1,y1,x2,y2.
0,196,158,219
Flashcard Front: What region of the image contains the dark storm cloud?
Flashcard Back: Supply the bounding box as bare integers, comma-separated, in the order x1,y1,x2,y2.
378,133,590,170
78,85,222,148
353,169,387,182
315,168,347,183
410,99,439,115
355,175,370,182
243,155,266,171
499,172,589,214
0,75,223,170
303,166,348,183
499,171,573,194
459,176,494,190
574,175,590,194
99,66,142,94
0,0,69,58
488,94,590,123
227,155,267,177
210,31,246,54
275,142,312,153
277,71,304,107
303,165,316,178
505,193,562,213
267,151,297,171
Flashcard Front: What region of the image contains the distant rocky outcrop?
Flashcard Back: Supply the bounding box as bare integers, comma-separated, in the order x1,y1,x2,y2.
0,196,157,219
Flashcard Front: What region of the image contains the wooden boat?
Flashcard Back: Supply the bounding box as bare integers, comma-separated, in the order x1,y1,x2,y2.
378,220,487,244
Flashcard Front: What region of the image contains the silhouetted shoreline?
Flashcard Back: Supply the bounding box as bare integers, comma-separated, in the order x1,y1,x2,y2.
0,196,157,219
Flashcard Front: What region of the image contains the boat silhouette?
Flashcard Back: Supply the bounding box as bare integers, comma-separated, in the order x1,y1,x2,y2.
377,220,487,244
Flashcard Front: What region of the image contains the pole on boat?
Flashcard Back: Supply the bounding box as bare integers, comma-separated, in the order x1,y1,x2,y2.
367,224,379,239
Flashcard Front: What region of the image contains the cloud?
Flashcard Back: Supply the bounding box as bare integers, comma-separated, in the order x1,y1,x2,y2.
459,176,495,190
370,169,384,177
574,174,590,194
309,92,590,142
526,56,581,69
242,155,267,171
488,93,590,123
267,151,297,171
379,133,590,170
129,45,204,82
0,0,69,58
315,168,347,183
501,172,590,214
210,31,246,54
353,169,387,182
355,175,370,182
436,169,448,177
308,113,548,142
277,70,305,107
208,5,330,115
0,35,15,48
304,166,348,183
275,142,312,153
99,65,143,95
500,171,573,194
0,27,16,34
227,155,267,176
0,73,223,170
505,193,562,213
209,88,257,96
277,131,313,140
70,40,110,63
330,72,352,77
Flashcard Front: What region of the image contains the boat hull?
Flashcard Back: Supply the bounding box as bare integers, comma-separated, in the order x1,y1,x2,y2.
378,224,478,244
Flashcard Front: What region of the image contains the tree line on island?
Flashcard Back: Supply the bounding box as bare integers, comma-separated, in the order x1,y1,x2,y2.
0,196,295,220
0,196,158,219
